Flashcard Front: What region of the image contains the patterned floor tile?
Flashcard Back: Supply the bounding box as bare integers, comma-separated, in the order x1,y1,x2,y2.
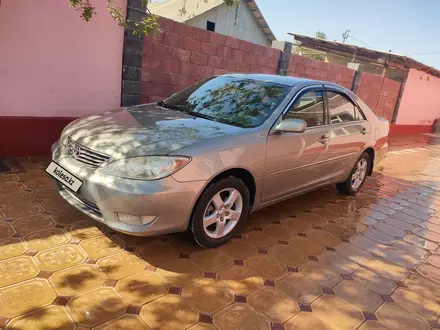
218,239,258,260
312,295,365,330
317,251,359,274
268,244,308,267
140,295,199,330
0,279,57,318
115,272,169,307
299,261,343,287
243,231,278,249
0,222,15,240
333,280,383,312
281,217,314,232
392,287,440,321
4,305,75,330
306,230,342,248
35,244,85,271
0,238,26,260
0,256,40,287
49,264,105,296
288,236,326,257
247,286,299,323
189,249,233,272
213,303,270,330
66,287,127,327
217,265,263,295
93,314,150,330
136,240,180,266
64,220,104,240
275,272,323,304
244,254,287,280
352,267,397,295
285,312,336,330
334,242,374,266
12,214,56,235
157,258,205,287
96,251,146,280
182,278,234,314
24,228,70,251
375,302,430,330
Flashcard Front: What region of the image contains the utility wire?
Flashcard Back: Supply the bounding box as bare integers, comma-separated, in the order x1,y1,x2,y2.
348,35,376,50
406,52,440,55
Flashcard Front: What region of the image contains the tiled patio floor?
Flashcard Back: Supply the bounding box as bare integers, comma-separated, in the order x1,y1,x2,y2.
1,134,440,329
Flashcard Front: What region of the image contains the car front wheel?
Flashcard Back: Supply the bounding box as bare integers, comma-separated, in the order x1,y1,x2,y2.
336,152,370,195
190,177,250,248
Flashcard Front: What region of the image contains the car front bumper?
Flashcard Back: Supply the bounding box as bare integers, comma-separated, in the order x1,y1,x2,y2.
51,142,205,236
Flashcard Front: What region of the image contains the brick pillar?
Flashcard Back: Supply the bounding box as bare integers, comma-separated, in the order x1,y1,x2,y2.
272,41,293,76
391,77,407,124
351,70,361,93
120,0,145,106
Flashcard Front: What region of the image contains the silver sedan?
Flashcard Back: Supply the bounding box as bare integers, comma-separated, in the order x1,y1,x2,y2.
47,74,389,248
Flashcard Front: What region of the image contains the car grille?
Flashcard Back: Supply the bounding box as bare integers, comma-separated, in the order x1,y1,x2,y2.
66,137,110,167
60,183,100,213
73,193,101,214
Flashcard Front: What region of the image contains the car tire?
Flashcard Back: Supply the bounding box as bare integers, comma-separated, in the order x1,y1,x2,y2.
190,177,250,248
336,152,370,196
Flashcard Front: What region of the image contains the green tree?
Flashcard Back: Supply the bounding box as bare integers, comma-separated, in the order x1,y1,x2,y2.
315,31,327,40
69,0,238,36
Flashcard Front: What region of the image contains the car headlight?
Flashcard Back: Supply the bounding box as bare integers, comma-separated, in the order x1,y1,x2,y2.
100,156,191,180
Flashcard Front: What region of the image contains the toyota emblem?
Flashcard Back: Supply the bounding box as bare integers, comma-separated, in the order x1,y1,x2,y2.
73,145,81,158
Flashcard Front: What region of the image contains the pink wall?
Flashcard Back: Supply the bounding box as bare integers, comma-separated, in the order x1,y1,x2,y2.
396,69,440,125
0,0,125,117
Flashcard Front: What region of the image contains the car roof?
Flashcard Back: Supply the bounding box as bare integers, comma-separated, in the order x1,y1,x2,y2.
223,73,344,89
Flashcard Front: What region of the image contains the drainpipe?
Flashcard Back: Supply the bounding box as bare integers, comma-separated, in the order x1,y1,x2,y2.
232,0,240,38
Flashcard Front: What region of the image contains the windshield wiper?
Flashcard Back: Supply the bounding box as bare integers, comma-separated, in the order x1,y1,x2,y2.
157,102,217,122
186,111,217,121
157,101,188,112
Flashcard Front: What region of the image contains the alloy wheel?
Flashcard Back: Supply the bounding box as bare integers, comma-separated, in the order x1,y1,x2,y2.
203,188,243,239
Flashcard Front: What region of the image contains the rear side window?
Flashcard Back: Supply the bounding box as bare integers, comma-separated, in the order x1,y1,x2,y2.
327,91,365,123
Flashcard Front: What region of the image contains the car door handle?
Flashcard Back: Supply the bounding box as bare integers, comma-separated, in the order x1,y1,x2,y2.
361,127,369,135
318,135,329,144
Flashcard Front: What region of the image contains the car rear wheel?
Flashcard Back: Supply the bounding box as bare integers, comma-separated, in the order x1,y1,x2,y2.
190,177,250,248
336,152,370,195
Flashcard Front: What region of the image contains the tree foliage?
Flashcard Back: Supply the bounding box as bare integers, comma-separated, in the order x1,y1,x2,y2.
69,0,238,36
315,31,327,40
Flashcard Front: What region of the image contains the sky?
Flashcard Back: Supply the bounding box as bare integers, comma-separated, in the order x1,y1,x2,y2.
256,0,440,69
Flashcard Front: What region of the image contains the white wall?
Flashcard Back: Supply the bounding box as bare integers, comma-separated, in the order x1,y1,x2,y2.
0,0,125,117
397,69,440,126
187,0,270,46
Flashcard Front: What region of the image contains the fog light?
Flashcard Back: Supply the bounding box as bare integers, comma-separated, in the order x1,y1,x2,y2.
116,213,157,225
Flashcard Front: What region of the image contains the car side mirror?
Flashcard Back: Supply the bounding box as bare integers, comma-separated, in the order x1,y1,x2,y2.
274,118,307,133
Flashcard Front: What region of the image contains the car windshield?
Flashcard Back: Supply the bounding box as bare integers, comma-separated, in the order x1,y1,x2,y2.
161,76,291,128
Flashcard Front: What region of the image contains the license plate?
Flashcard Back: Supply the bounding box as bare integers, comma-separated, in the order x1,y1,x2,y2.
45,161,83,192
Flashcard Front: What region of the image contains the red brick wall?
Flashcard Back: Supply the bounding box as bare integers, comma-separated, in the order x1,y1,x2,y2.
357,72,401,121
141,17,281,103
288,55,355,89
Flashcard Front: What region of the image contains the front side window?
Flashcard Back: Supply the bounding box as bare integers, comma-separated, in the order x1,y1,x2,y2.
327,91,364,124
285,90,325,127
163,76,291,128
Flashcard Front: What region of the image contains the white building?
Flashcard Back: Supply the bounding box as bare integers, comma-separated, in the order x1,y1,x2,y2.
149,0,276,46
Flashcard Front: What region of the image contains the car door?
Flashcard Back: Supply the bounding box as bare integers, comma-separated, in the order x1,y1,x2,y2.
262,86,333,203
325,87,371,180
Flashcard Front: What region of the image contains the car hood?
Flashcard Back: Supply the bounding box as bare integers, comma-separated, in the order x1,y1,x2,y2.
62,104,244,159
